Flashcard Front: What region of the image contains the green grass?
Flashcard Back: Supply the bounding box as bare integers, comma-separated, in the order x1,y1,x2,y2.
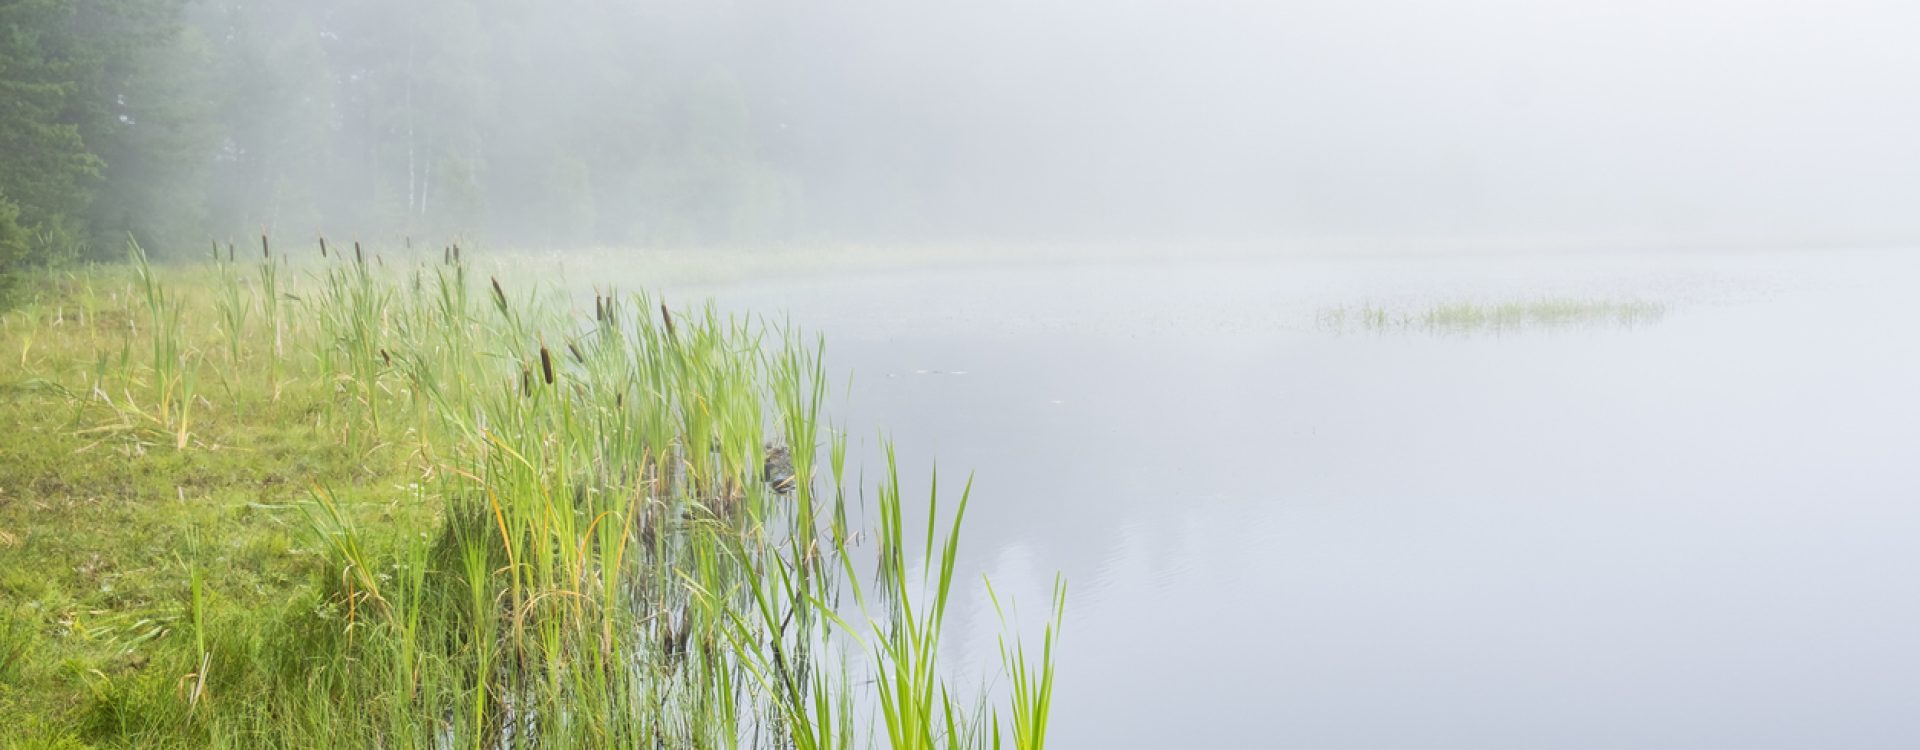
0,243,1064,748
1318,297,1667,334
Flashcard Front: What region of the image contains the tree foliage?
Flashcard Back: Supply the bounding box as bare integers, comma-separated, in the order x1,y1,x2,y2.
0,0,796,285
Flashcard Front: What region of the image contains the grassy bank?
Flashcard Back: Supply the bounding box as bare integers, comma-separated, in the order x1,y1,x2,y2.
0,241,1061,748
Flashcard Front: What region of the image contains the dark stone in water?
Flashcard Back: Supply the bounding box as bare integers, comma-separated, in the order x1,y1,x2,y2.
763,446,796,493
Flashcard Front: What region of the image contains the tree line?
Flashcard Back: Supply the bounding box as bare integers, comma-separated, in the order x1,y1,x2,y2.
1,0,795,296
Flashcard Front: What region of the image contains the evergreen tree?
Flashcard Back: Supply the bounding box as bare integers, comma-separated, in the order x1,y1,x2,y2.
0,0,104,255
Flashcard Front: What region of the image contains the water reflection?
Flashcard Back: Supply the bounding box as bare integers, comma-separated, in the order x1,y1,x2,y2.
636,248,1920,748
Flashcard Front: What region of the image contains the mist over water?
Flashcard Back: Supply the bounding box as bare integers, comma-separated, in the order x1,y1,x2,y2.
668,248,1920,748
99,0,1920,250
209,0,1920,742
773,0,1920,245
509,4,1920,742
11,0,1920,745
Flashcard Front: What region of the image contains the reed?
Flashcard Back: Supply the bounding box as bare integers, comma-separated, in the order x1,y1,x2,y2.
0,247,1066,749
987,576,1066,750
256,237,283,389
211,255,248,367
127,237,198,445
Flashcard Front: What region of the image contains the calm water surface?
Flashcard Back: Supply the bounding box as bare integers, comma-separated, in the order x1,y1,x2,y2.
656,248,1920,749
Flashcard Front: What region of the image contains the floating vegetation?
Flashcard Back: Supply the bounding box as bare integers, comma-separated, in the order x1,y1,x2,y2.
1318,298,1667,334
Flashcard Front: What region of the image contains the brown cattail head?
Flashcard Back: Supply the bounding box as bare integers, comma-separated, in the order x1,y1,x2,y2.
491,277,507,310
595,294,605,322
211,239,220,262
379,348,391,366
520,365,533,397
319,236,328,258
354,241,364,265
261,233,271,259
567,340,585,364
443,246,452,265
660,302,676,339
227,243,235,262
539,341,555,385
452,243,461,263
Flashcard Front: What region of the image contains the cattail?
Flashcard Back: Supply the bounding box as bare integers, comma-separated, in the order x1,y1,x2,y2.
594,294,605,322
520,365,532,397
379,348,391,366
660,302,676,339
319,236,328,258
261,233,271,259
539,342,555,385
490,277,508,312
354,241,364,265
405,235,413,249
452,243,461,263
566,340,585,364
375,254,384,268
443,246,452,265
211,239,220,262
227,243,235,262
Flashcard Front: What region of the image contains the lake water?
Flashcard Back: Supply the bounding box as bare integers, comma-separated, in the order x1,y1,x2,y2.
666,248,1920,748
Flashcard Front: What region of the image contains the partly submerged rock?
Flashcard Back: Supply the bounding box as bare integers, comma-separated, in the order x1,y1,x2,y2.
763,445,796,493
